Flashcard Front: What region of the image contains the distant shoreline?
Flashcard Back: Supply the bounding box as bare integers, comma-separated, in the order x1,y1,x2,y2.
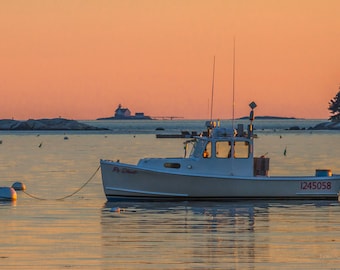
0,117,338,131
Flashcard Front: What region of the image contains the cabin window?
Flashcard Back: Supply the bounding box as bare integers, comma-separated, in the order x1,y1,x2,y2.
216,141,231,158
164,163,181,169
203,142,212,158
234,141,250,158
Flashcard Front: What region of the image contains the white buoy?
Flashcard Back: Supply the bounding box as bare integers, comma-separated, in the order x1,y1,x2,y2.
12,182,26,191
0,187,17,201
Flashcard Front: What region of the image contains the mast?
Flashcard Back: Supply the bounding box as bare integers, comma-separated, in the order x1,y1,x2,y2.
232,37,236,130
210,56,216,122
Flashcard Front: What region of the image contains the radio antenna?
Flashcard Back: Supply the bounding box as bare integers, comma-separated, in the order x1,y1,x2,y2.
232,38,236,129
210,56,216,122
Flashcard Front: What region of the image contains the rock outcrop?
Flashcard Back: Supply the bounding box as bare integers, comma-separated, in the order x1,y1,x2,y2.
0,118,106,130
312,121,340,130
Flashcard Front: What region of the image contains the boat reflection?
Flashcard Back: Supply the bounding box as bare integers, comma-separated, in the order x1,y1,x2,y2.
100,200,340,269
101,201,266,268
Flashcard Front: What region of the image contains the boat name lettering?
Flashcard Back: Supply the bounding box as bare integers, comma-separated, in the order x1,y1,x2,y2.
300,181,331,190
112,166,137,174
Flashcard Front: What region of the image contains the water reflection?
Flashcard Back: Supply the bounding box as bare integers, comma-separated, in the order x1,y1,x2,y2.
101,200,340,269
101,201,265,269
0,200,17,207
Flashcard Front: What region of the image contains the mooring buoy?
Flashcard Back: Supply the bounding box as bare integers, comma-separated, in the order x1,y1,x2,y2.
0,187,17,201
12,182,26,191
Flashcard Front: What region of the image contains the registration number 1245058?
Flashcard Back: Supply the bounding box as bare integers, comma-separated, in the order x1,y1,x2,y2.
300,181,332,190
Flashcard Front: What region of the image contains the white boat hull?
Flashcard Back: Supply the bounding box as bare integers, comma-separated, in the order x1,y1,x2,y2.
100,160,340,201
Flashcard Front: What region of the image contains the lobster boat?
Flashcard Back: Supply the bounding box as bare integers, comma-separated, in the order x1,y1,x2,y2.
100,102,340,201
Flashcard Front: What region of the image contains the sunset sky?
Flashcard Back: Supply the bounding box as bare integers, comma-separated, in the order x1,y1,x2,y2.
1,0,340,120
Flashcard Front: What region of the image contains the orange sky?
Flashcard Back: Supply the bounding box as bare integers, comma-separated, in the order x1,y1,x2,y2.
1,0,340,120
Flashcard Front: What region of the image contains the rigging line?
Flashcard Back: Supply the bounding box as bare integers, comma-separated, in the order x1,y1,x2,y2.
210,56,216,122
57,165,100,200
22,165,101,201
22,190,46,200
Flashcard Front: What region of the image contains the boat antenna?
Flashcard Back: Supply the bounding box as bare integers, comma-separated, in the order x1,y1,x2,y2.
232,37,236,130
210,56,216,122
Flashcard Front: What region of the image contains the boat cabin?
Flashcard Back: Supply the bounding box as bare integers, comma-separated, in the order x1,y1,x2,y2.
187,127,254,176
188,127,269,177
190,136,251,160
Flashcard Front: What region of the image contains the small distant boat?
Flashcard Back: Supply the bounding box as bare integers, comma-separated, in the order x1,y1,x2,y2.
156,130,204,139
100,103,340,201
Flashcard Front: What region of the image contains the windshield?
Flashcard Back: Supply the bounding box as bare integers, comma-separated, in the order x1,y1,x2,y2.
190,139,206,158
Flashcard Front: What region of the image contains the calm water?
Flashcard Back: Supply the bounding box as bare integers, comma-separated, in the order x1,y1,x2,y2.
0,120,340,269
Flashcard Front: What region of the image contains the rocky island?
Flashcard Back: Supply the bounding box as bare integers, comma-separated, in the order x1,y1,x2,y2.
97,104,152,120
239,116,340,130
312,121,340,130
0,118,106,130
